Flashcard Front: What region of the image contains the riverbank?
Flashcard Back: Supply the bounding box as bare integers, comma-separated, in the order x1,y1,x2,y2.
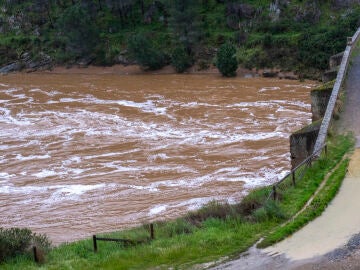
0,135,353,269
1,62,300,80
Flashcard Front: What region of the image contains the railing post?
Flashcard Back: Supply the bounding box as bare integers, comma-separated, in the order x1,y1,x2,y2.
93,235,97,252
150,223,154,240
347,37,353,46
273,185,277,200
292,171,296,186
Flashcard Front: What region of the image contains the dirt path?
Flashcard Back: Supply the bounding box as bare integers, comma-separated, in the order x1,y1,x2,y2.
208,55,360,270
265,149,360,260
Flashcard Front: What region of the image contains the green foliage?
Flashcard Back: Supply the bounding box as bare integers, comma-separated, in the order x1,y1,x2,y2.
55,3,99,58
0,227,51,263
170,46,193,72
127,32,166,70
1,0,360,76
216,42,238,77
168,0,202,54
237,46,268,69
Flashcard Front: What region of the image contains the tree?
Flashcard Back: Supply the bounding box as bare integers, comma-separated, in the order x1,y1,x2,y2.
127,33,166,70
56,3,99,57
168,0,202,55
216,43,238,77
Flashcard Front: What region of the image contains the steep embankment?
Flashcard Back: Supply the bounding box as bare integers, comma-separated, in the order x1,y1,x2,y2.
0,1,360,77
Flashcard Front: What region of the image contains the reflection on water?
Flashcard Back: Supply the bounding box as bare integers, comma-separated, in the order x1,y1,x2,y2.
0,73,314,244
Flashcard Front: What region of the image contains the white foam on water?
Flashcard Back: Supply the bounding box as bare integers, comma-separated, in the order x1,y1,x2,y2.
0,107,32,126
149,205,167,215
0,172,14,179
116,100,167,115
67,168,85,175
259,86,281,92
53,184,106,196
0,183,109,199
15,154,51,161
127,184,159,192
29,88,62,96
147,153,169,162
62,156,81,166
32,169,64,178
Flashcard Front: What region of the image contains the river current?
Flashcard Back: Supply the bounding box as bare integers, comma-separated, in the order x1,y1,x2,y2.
0,73,314,244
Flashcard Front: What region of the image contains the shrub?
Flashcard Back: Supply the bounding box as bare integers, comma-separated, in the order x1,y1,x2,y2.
216,42,238,77
171,46,193,73
0,228,51,263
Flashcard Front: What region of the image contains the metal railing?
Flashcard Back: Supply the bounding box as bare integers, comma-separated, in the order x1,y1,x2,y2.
264,27,360,203
313,27,360,155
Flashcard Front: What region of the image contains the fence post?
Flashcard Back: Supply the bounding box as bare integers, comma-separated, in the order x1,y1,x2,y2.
150,223,154,240
273,185,277,200
292,171,296,186
33,246,39,263
93,235,97,252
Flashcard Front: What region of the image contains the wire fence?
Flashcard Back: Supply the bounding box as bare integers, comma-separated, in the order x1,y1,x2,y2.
269,144,326,202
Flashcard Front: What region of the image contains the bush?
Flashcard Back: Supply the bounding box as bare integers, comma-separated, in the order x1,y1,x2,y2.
0,228,51,263
171,46,193,73
216,42,238,77
127,33,166,70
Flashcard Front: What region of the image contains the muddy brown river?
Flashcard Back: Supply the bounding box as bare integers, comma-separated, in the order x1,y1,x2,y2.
0,72,314,244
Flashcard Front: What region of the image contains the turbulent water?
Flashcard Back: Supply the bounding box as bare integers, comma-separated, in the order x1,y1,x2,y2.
0,73,314,244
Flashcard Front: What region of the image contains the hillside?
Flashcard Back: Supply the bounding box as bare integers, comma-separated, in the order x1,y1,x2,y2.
0,0,360,78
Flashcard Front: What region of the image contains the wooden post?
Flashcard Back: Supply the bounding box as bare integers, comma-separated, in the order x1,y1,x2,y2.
292,171,296,186
33,246,39,263
93,235,97,252
273,185,277,201
150,223,154,240
325,145,328,156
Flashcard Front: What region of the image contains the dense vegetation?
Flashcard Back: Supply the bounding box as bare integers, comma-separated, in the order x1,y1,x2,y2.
0,0,360,77
0,228,50,263
1,135,354,269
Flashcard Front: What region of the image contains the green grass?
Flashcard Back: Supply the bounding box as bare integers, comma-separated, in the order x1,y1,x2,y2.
258,156,350,248
1,135,353,270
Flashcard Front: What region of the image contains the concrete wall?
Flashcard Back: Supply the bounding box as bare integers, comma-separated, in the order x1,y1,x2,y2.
311,87,333,121
290,121,321,169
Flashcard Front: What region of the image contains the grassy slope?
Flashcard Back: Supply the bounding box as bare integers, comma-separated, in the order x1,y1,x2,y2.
1,135,353,270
